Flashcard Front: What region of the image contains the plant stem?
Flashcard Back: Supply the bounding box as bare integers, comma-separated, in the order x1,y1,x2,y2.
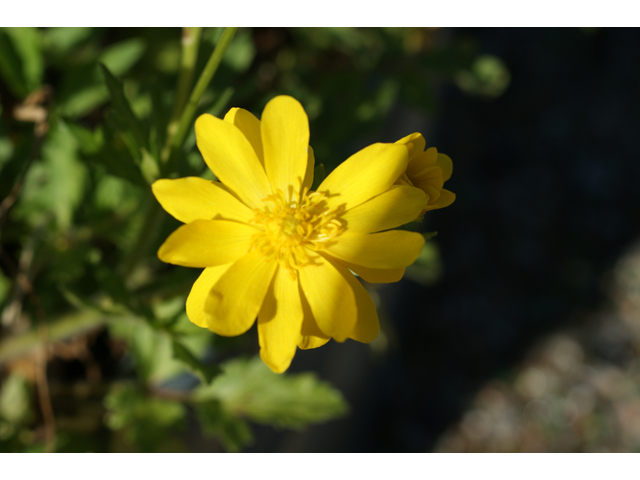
164,27,238,173
161,27,202,164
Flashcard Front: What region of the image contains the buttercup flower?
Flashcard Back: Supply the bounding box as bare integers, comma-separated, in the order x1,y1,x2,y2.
152,96,427,373
395,133,455,216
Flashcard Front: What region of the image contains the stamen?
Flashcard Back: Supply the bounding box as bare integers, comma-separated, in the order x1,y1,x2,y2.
248,184,345,276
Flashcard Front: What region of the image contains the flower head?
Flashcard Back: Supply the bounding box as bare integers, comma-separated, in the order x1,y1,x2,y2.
395,133,455,216
152,96,427,373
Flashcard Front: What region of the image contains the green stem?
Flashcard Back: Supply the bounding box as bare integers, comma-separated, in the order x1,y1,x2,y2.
164,27,238,173
162,27,202,164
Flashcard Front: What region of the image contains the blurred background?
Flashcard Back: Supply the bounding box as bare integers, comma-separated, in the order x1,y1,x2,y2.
1,27,640,452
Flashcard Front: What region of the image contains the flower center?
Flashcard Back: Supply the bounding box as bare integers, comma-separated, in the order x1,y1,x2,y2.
249,186,345,275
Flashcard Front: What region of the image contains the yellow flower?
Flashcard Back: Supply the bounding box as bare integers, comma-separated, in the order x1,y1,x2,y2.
152,96,427,373
395,132,455,215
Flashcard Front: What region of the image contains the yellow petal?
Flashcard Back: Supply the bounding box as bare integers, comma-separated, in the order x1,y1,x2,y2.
301,145,315,192
434,188,456,210
298,253,357,342
340,268,380,343
224,107,264,168
195,113,272,209
304,256,379,343
186,264,233,329
437,153,453,181
261,96,310,195
395,132,426,157
325,230,425,270
341,185,426,233
205,249,277,336
406,148,438,177
258,268,303,373
298,285,330,350
341,261,406,284
318,143,408,211
152,177,254,224
158,219,256,268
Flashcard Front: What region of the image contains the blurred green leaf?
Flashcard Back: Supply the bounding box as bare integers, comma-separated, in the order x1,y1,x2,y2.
405,241,443,286
196,356,348,429
14,123,87,230
100,63,148,155
172,339,220,384
140,148,160,184
65,121,103,155
93,173,140,212
0,269,9,305
99,38,146,77
108,316,183,384
0,135,13,172
222,29,255,72
104,383,185,452
59,84,109,119
0,29,28,97
57,38,145,118
455,54,511,98
42,27,93,56
195,400,253,452
3,27,43,94
0,373,31,425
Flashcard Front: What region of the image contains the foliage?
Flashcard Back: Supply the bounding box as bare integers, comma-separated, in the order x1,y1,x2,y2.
0,27,475,452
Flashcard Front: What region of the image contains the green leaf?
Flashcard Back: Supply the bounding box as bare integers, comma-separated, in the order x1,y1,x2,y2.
65,121,103,154
59,84,109,119
0,29,28,97
99,63,148,154
42,27,93,56
195,400,253,452
3,27,43,93
221,29,255,72
405,241,443,286
13,123,87,230
0,373,31,425
0,269,9,305
455,54,511,98
172,340,220,385
99,38,146,77
140,148,160,184
108,317,184,384
0,135,14,172
196,356,349,429
104,383,186,452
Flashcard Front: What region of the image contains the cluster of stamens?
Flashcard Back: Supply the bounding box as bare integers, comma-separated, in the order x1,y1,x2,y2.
248,185,345,276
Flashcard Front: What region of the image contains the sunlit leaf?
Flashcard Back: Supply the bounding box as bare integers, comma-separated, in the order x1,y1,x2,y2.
196,356,349,429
